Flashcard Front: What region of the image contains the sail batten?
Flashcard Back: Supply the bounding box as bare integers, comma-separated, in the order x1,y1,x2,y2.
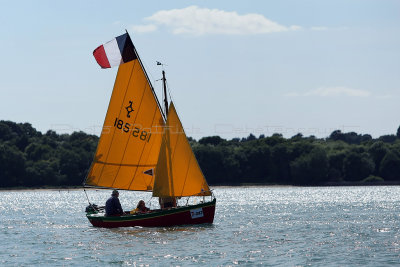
94,162,157,167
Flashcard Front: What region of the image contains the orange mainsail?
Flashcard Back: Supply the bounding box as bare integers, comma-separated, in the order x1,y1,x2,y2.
85,59,164,191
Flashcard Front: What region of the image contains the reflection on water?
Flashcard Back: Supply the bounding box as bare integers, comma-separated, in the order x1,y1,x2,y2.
106,224,214,240
1,186,400,266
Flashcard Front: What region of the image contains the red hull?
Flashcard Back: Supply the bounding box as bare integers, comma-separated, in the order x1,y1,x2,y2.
87,199,216,228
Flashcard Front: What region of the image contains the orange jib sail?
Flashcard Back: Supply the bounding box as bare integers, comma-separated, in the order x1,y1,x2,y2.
85,60,164,191
153,103,211,197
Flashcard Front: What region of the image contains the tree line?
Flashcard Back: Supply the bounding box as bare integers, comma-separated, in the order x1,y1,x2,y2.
1,120,400,188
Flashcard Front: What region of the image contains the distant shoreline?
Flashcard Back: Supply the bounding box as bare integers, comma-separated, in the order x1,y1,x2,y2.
0,186,86,192
1,181,399,191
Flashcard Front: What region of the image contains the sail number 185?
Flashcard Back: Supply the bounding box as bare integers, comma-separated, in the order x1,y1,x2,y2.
114,117,152,142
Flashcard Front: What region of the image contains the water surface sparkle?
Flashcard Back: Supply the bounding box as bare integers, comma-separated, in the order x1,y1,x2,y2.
1,186,399,266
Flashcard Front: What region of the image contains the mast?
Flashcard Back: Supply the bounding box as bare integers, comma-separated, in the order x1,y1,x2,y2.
162,70,168,116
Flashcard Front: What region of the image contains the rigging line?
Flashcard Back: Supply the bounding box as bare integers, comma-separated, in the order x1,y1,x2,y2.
142,59,156,85
166,79,184,131
164,70,200,142
84,188,91,205
166,79,174,104
130,33,166,122
146,196,153,209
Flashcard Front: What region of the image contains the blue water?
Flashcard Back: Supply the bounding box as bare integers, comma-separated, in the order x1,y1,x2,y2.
1,186,400,266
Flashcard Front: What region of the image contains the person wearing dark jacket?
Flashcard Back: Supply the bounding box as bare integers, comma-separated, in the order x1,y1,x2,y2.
105,190,123,216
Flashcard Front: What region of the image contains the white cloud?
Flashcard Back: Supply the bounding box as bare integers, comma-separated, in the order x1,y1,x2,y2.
132,24,158,33
133,6,300,36
285,87,371,97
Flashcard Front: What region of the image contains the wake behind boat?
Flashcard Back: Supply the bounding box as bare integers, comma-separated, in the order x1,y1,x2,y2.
83,32,216,228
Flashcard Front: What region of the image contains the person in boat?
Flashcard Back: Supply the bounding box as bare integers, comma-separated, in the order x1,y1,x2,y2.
159,197,177,209
105,190,124,216
130,200,150,214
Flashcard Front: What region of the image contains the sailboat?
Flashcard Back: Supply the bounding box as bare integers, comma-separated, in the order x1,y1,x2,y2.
84,32,216,228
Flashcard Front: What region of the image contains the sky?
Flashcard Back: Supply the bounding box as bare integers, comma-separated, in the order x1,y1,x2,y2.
1,0,399,140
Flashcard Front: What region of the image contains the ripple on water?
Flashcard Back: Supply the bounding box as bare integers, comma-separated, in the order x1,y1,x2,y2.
0,186,400,265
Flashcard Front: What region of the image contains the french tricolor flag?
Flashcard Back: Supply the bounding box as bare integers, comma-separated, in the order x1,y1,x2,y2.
93,33,137,69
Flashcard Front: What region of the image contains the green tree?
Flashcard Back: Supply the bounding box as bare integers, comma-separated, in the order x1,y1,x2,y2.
379,135,397,143
3,118,400,188
329,130,345,142
327,151,347,182
237,145,272,183
379,151,400,181
0,122,13,141
270,143,291,184
343,151,375,181
368,141,388,175
264,134,285,146
194,145,240,185
0,144,26,187
25,143,52,161
198,136,225,146
25,159,62,186
290,147,328,185
59,148,86,185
